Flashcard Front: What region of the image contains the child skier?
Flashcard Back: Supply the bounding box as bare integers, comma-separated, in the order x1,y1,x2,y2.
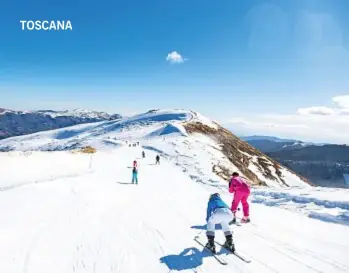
205,193,235,253
229,172,251,223
155,155,160,165
132,166,138,184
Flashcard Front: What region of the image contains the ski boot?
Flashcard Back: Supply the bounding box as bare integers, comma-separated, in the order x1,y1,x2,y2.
241,217,250,223
229,217,236,225
223,234,235,252
205,235,216,253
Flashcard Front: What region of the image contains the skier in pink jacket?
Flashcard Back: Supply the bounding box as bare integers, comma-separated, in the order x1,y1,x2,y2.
229,172,251,223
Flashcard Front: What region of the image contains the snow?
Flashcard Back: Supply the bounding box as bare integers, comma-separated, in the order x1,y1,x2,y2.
279,167,312,188
0,151,92,191
0,108,118,120
147,123,188,138
190,111,219,129
33,108,117,119
0,110,193,151
1,109,348,272
1,147,349,273
142,134,231,189
246,155,310,188
0,109,306,188
253,187,349,225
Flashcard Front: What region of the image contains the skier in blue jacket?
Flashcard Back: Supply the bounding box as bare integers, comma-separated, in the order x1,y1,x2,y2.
132,166,138,184
205,193,235,253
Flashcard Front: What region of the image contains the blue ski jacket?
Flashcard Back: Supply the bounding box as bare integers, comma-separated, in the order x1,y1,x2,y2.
206,195,229,222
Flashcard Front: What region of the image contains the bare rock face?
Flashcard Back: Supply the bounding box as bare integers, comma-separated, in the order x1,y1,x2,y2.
184,121,311,186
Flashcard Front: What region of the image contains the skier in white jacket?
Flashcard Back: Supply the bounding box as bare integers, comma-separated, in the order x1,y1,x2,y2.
205,193,235,253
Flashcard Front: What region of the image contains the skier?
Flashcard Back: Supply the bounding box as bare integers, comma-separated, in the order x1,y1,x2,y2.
132,166,138,184
205,193,235,253
133,160,138,168
229,172,251,223
142,151,145,158
155,155,160,165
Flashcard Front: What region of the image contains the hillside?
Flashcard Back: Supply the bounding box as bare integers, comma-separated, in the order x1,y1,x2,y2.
269,145,349,162
0,109,309,188
0,108,122,140
244,136,349,188
267,145,349,188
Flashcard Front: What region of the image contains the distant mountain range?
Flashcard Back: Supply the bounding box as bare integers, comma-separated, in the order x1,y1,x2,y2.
0,108,122,140
240,136,315,153
242,135,349,188
241,135,299,143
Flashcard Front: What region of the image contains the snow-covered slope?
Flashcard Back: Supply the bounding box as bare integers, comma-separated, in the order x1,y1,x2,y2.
0,151,93,191
1,147,349,273
0,109,308,188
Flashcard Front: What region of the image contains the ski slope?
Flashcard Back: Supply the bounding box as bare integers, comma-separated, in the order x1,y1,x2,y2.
1,147,349,273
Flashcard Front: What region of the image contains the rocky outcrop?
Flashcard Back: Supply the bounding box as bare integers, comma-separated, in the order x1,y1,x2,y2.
184,122,311,186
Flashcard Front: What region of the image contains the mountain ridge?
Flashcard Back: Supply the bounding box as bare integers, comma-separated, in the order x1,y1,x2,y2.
0,109,310,188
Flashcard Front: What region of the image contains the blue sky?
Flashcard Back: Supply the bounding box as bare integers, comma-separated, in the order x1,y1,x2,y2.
1,0,349,142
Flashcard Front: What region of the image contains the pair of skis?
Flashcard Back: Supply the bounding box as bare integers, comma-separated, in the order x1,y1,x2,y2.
194,236,251,265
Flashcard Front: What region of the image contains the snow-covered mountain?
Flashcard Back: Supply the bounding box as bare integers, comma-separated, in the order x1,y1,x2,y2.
0,109,309,188
2,109,349,273
34,108,122,120
0,108,122,140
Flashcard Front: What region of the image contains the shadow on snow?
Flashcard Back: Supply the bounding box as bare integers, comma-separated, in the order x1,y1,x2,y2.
116,181,136,185
160,247,224,271
191,224,223,230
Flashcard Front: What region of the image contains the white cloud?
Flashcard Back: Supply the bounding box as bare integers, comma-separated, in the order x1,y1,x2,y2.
296,95,349,116
226,95,349,144
228,118,250,125
166,51,186,64
332,95,349,109
297,106,335,116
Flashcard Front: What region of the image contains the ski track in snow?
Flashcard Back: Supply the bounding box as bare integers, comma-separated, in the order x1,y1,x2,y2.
1,147,349,273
